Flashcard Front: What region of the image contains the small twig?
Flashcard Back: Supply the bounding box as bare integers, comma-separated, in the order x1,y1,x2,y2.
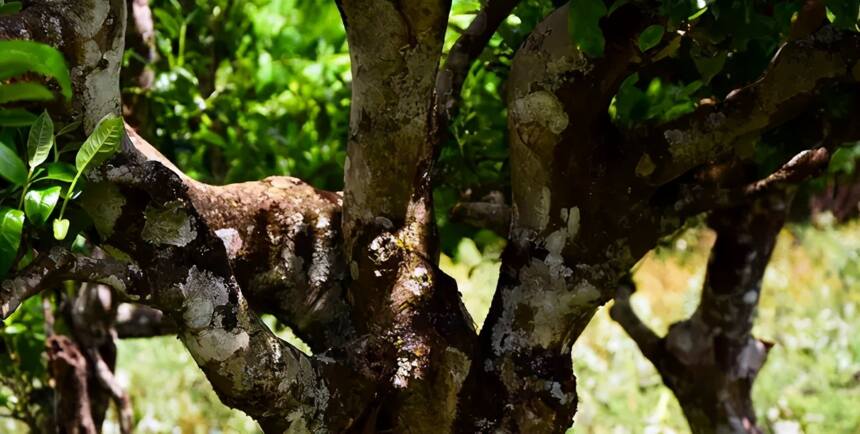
1,247,143,320
89,349,133,434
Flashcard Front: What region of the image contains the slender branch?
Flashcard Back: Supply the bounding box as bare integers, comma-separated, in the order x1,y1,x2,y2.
673,146,831,215
114,304,177,338
450,200,511,235
435,0,521,124
608,278,664,363
635,26,860,186
89,349,133,434
1,248,142,320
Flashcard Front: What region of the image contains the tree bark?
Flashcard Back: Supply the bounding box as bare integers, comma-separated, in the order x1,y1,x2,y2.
611,190,793,434
1,1,859,433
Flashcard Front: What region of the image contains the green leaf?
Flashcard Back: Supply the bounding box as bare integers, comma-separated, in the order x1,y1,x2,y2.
568,0,608,58
0,140,26,186
27,111,53,169
638,25,665,52
2,324,26,335
826,0,860,29
0,2,22,16
0,82,54,104
0,207,24,278
74,115,123,173
0,108,37,127
55,120,81,137
52,218,69,241
692,50,727,83
37,163,76,183
0,40,72,100
24,186,61,225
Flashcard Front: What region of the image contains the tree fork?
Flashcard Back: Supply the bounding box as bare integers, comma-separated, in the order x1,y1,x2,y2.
611,190,793,434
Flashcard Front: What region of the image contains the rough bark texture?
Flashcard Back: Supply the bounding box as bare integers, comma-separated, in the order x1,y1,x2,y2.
2,1,860,433
46,336,98,434
611,191,792,434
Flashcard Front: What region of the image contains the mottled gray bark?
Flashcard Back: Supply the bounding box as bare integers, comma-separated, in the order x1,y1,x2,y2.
1,1,859,433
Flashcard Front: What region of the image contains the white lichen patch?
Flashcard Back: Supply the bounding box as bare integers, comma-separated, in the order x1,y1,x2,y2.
533,186,552,231
547,381,573,405
215,228,243,258
142,201,196,247
491,257,601,352
185,328,250,363
179,266,229,330
369,232,398,264
546,54,591,79
401,265,430,297
391,333,431,389
510,90,570,138
565,207,580,241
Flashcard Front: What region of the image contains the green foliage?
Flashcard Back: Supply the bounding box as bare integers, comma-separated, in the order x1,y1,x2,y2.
0,207,23,277
610,73,701,127
568,0,607,58
0,0,22,15
0,40,72,101
638,24,665,52
24,187,61,226
131,0,351,188
826,0,860,30
1,296,49,429
0,137,26,185
26,111,53,169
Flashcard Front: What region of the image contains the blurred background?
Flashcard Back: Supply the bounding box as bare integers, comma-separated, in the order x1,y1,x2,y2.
4,0,859,432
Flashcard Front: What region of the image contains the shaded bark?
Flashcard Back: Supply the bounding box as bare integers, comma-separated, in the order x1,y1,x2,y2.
611,191,793,434
46,336,98,434
114,304,177,338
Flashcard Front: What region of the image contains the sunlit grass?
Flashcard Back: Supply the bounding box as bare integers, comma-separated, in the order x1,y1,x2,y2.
111,222,860,433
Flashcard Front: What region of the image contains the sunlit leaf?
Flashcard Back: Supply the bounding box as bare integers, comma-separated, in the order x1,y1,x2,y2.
27,111,53,169
0,207,24,278
24,186,61,225
0,40,71,100
75,115,123,173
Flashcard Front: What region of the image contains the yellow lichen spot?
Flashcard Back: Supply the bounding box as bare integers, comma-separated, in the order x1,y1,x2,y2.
635,153,656,177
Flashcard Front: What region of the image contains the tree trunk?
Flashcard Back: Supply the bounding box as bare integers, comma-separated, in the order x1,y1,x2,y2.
1,1,859,433
612,190,793,434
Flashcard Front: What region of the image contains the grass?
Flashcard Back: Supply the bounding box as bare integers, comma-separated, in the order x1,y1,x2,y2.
105,222,860,433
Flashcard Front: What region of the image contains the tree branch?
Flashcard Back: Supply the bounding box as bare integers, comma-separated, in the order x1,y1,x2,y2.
636,27,860,186
673,146,831,215
114,304,177,338
1,248,143,320
435,0,520,124
450,200,511,235
608,278,663,364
